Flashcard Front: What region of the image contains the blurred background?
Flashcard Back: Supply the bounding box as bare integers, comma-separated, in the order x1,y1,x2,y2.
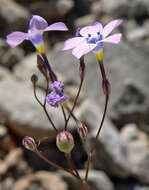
1,0,149,189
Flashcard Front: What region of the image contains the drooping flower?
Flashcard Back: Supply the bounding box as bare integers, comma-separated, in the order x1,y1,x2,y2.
62,19,123,59
6,15,68,54
46,81,68,107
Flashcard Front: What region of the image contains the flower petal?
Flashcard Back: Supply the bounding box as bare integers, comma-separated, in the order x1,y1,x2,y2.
29,15,48,31
63,37,83,50
80,23,102,37
44,22,68,31
28,32,43,46
100,33,122,44
102,19,123,38
72,42,96,59
6,31,27,48
93,22,103,33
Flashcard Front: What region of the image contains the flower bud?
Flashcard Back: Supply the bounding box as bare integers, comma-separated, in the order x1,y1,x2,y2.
56,131,74,154
22,136,37,151
77,124,88,141
31,74,38,84
37,54,47,76
79,57,85,78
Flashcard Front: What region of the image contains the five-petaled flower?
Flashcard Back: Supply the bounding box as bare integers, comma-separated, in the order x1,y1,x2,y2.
6,15,68,54
62,19,123,59
46,81,68,107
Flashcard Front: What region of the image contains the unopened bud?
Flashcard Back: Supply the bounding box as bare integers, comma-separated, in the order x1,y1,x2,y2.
22,136,37,151
31,74,38,84
77,124,88,141
37,55,47,76
56,131,74,154
79,57,85,78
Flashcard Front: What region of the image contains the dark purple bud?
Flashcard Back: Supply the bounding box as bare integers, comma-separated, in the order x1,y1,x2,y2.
31,74,38,84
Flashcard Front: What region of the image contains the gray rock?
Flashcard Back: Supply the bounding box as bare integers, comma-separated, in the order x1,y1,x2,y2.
75,14,96,28
13,53,46,89
0,0,30,37
100,0,149,19
126,27,148,42
100,0,128,16
91,1,102,17
0,76,75,139
0,38,24,69
128,0,149,20
61,170,114,190
121,124,149,183
12,171,67,190
115,182,149,190
120,123,139,141
51,41,149,127
0,124,7,137
29,0,74,20
0,66,11,80
135,185,149,190
79,99,130,178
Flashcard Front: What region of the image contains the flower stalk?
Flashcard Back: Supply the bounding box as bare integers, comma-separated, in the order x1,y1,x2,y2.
7,15,123,190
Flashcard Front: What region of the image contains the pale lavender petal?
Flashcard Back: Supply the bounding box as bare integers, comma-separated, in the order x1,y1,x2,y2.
102,19,123,38
44,22,68,31
100,33,122,44
28,32,43,46
63,37,83,50
72,42,96,59
93,22,103,33
6,31,27,48
29,15,48,31
80,25,100,37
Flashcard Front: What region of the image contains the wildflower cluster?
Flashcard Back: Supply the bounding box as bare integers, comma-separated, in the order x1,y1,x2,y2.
7,15,123,190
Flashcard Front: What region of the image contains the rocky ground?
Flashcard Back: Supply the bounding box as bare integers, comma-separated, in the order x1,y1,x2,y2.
1,0,149,189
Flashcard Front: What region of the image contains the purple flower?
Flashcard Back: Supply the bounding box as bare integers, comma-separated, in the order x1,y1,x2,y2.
46,81,68,107
63,19,123,59
51,81,64,95
6,15,68,54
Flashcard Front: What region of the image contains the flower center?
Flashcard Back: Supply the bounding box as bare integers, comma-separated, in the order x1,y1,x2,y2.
86,32,102,44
